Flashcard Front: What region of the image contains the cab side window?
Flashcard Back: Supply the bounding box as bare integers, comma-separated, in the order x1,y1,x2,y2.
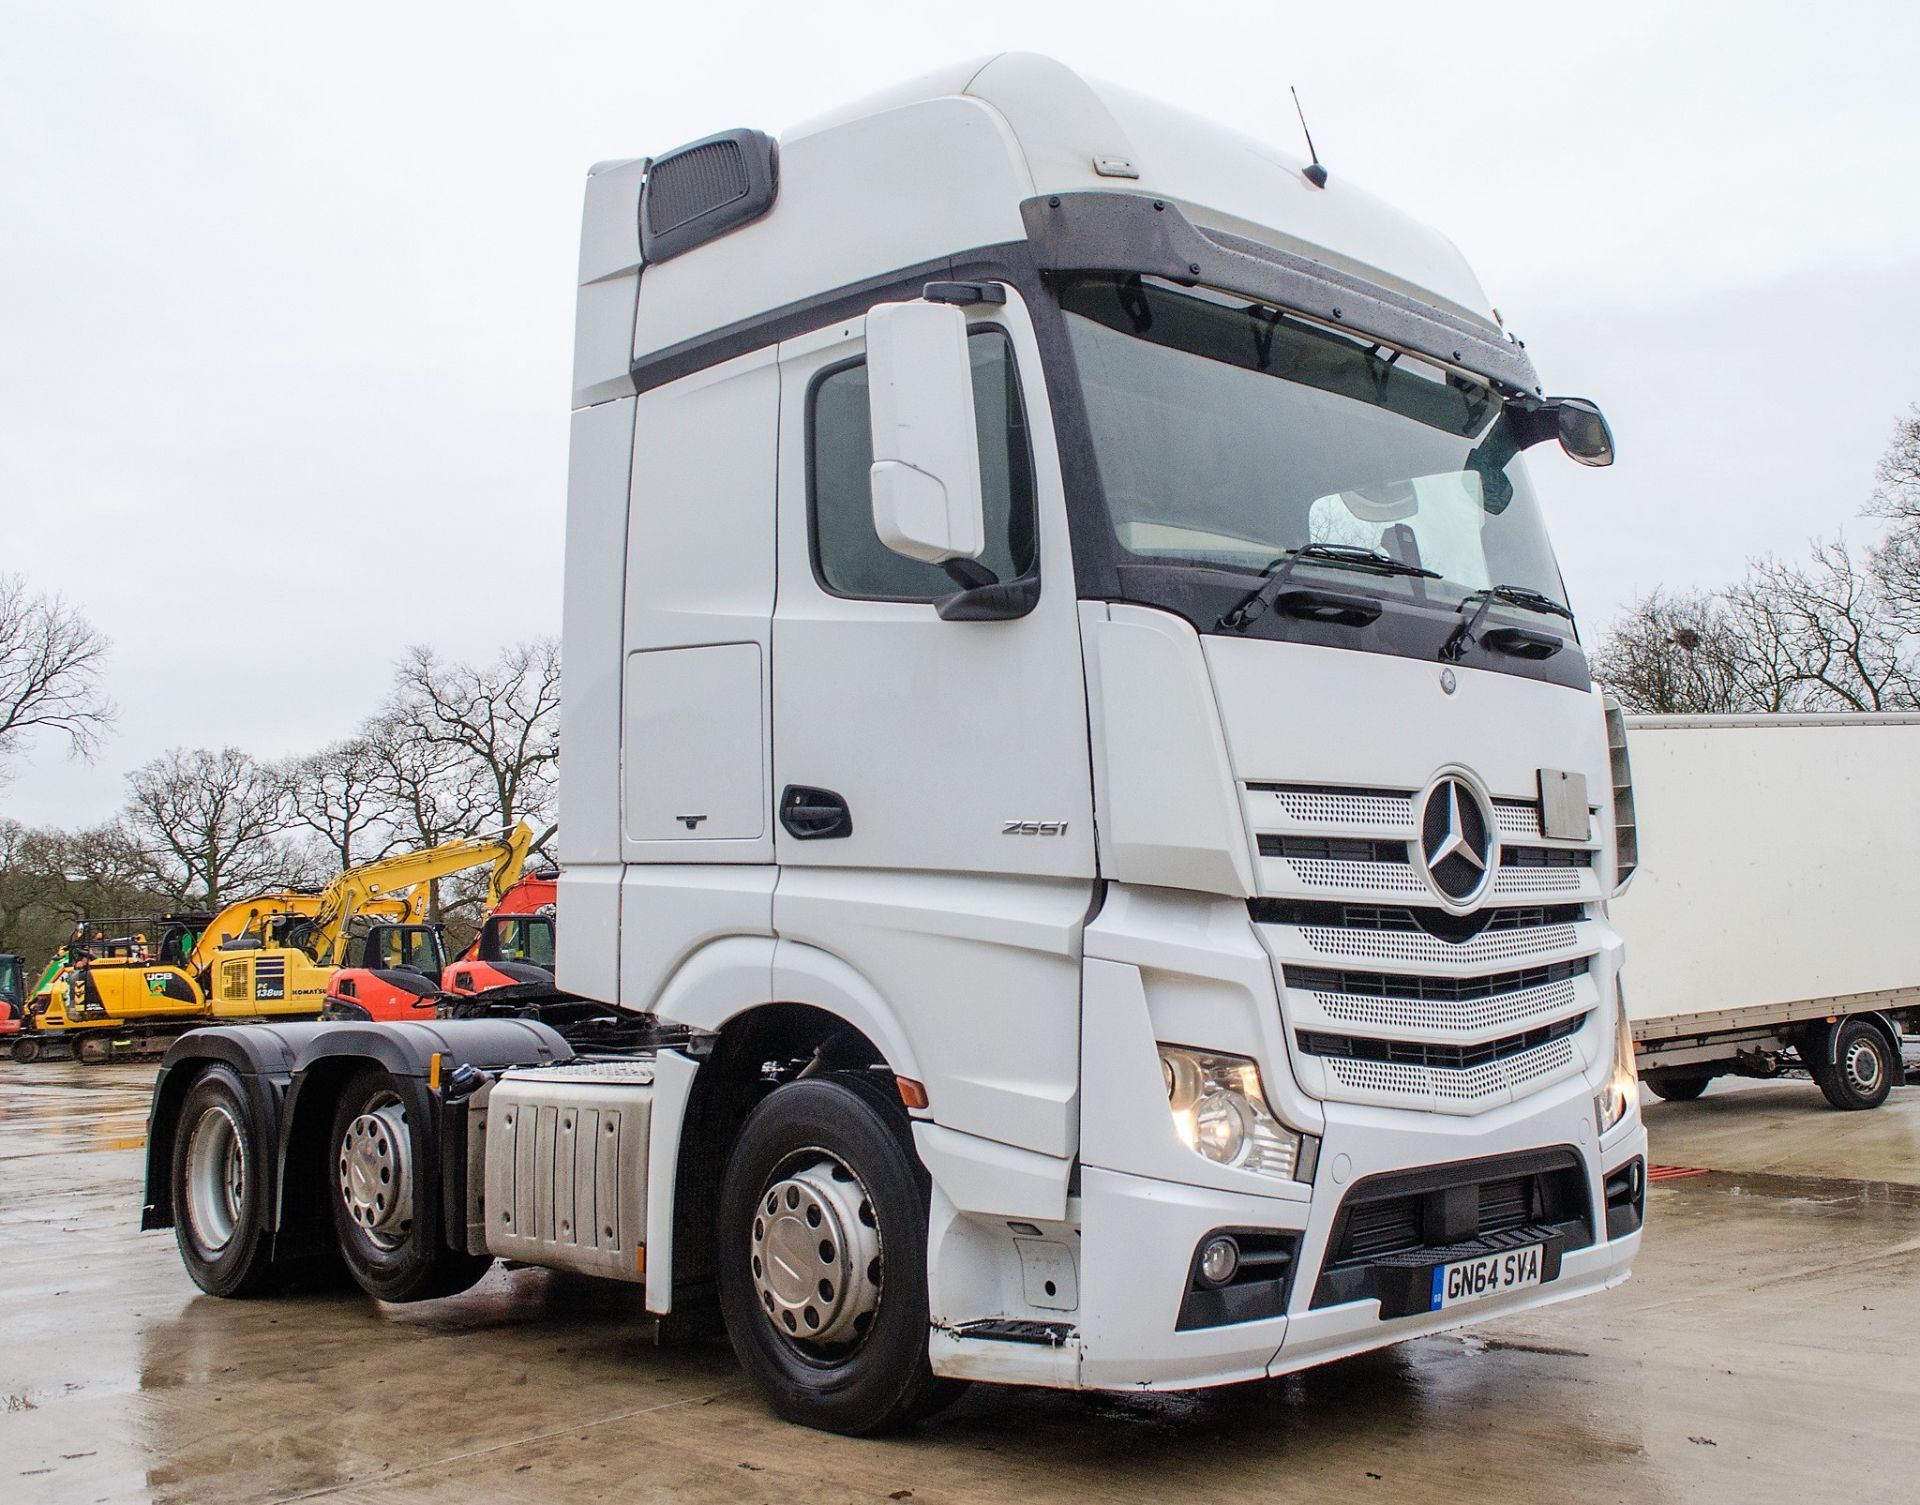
809,329,1037,600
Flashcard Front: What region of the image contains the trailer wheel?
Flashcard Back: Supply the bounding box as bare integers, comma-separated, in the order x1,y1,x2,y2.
11,1037,41,1063
717,1074,963,1435
326,1067,492,1302
171,1065,278,1297
1809,1019,1894,1112
1645,1072,1711,1102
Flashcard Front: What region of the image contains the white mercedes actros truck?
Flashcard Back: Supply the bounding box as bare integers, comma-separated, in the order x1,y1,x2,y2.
141,55,1646,1433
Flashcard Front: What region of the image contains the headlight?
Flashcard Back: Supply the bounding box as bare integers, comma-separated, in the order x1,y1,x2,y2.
1595,990,1638,1133
1158,1045,1315,1182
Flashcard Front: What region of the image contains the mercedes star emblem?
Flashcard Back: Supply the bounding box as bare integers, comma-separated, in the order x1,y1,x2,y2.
1418,775,1496,906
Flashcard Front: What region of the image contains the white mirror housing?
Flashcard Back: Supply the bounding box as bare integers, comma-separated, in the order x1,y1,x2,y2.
866,300,985,564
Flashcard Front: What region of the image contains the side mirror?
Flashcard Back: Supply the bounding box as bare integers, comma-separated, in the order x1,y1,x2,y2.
865,300,985,563
1555,397,1614,468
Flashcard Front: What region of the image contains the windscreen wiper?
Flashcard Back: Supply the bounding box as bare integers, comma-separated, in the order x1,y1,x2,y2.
1219,543,1440,633
1441,583,1575,661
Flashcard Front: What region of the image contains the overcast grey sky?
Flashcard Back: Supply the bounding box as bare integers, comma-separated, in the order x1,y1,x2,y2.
4,0,1917,828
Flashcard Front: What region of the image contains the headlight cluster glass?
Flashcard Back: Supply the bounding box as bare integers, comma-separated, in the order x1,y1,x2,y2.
1158,1044,1313,1182
1595,991,1639,1133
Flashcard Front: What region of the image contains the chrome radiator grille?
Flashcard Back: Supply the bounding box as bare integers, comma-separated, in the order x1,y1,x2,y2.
1244,781,1603,1114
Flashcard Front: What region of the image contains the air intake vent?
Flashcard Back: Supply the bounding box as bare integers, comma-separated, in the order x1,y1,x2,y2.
1604,697,1638,883
640,128,779,264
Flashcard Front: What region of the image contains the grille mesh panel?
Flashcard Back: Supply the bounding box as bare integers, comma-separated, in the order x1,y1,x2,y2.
1311,977,1580,1034
1266,788,1413,828
1283,858,1427,894
1327,1036,1578,1104
1493,866,1587,897
1297,922,1580,968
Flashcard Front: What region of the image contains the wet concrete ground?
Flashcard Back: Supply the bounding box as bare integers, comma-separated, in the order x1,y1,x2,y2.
2,1062,1916,1505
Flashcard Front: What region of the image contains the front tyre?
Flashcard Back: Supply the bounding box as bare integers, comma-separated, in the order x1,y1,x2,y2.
1645,1071,1711,1102
717,1074,962,1435
1809,1019,1895,1112
172,1065,277,1297
327,1067,492,1302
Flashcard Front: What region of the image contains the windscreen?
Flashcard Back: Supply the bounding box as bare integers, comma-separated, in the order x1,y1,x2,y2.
493,917,555,969
1060,276,1569,610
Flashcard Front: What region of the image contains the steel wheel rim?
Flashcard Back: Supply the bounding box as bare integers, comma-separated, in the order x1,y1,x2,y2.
184,1103,245,1254
750,1151,883,1358
1845,1038,1883,1094
337,1092,414,1249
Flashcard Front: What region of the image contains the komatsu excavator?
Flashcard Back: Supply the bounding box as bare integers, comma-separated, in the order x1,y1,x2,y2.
14,825,532,1062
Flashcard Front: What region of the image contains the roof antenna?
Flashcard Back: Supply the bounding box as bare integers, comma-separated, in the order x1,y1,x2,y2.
1291,86,1329,189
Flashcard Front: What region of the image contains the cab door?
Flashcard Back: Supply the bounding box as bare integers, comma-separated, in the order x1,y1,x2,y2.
768,287,1095,1159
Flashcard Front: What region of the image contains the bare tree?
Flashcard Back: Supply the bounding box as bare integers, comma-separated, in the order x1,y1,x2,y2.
0,574,115,781
122,748,309,907
1590,589,1753,714
284,737,398,870
1867,405,1920,634
0,819,173,972
1723,541,1917,711
384,639,560,841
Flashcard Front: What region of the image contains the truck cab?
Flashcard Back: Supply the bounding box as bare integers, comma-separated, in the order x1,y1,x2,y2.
142,54,1644,1436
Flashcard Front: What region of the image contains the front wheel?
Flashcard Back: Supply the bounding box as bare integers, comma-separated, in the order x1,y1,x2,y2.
1645,1071,1711,1102
1809,1019,1895,1111
326,1068,492,1302
717,1074,963,1435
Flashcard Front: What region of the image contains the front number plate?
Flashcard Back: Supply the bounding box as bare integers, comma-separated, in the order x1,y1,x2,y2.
1431,1243,1543,1310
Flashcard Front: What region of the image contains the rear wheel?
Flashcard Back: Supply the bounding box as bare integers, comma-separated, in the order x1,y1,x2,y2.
1809,1019,1894,1112
172,1065,277,1296
1645,1072,1711,1102
717,1074,963,1435
327,1068,492,1302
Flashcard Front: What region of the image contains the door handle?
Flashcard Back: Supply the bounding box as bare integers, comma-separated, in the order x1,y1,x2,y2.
780,785,853,840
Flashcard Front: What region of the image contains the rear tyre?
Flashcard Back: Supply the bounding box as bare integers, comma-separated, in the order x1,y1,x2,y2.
326,1067,492,1302
1645,1072,1711,1102
717,1074,964,1435
1809,1019,1894,1112
172,1065,278,1297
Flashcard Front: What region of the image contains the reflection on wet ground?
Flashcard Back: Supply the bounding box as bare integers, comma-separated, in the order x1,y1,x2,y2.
2,1063,1916,1504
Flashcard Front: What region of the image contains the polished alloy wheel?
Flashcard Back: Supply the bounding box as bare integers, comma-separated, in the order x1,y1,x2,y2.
749,1154,882,1352
337,1093,414,1249
184,1103,245,1254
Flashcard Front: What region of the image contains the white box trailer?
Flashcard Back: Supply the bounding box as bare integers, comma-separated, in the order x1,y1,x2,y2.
1612,713,1920,1109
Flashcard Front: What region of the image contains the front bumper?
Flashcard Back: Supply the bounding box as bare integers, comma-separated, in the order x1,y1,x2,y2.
1076,1072,1646,1391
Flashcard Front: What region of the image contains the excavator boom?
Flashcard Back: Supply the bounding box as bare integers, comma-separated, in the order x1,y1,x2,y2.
302,823,535,966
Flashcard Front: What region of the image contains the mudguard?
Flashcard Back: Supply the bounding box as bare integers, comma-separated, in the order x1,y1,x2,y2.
142,1019,572,1234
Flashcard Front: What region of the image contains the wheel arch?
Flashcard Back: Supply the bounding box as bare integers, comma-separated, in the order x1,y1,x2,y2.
1802,1011,1908,1085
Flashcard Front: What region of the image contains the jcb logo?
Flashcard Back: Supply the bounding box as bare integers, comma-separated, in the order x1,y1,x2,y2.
1002,820,1069,836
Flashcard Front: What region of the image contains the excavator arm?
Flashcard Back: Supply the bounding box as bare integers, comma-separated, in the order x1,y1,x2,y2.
301,823,536,966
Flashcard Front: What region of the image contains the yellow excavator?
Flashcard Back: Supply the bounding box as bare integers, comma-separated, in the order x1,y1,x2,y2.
14,824,533,1063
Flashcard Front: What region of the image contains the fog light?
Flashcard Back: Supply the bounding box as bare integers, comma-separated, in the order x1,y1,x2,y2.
1198,1235,1240,1287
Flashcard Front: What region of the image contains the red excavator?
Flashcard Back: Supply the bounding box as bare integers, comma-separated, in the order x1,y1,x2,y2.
0,953,24,1044
439,869,557,1006
433,870,646,1049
